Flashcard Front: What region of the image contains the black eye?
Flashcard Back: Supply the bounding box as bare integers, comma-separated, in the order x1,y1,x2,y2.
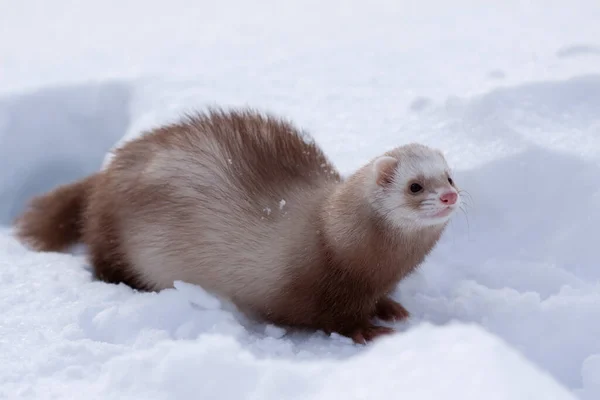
448,177,454,185
410,183,423,193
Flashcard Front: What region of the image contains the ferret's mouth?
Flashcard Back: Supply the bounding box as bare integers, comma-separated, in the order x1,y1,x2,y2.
428,207,454,219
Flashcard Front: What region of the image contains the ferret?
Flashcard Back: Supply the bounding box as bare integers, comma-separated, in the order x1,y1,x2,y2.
14,108,461,344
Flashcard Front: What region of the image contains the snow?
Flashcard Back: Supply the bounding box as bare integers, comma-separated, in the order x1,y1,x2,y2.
0,236,577,399
1,0,600,398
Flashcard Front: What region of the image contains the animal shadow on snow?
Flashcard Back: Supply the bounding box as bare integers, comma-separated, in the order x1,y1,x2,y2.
0,81,131,225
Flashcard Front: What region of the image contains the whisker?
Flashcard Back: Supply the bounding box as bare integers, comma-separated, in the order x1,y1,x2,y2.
459,205,471,240
458,189,474,206
459,201,472,210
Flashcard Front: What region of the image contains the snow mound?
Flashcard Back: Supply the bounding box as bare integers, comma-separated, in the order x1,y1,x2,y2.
0,230,575,399
52,326,577,400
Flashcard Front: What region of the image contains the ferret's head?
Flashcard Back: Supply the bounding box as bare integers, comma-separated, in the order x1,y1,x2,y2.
368,143,460,229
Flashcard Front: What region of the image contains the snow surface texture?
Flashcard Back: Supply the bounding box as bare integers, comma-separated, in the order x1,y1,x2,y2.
1,0,600,398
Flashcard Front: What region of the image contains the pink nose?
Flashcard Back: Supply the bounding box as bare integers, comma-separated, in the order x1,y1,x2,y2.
440,191,458,205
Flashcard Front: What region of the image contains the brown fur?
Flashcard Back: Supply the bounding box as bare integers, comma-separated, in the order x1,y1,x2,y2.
14,108,452,343
270,169,445,341
15,174,98,252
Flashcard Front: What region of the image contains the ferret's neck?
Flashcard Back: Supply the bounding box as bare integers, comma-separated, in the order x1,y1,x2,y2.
320,172,444,289
321,174,401,250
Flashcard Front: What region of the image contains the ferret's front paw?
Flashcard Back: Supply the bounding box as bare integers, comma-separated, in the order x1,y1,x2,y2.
374,297,410,322
350,323,395,344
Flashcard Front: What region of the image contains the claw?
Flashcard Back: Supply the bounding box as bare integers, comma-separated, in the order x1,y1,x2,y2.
350,324,395,344
374,297,410,322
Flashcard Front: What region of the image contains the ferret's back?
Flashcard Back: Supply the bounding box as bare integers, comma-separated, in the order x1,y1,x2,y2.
101,109,340,308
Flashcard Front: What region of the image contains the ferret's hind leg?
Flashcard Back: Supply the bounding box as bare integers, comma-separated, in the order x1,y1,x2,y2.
83,191,151,291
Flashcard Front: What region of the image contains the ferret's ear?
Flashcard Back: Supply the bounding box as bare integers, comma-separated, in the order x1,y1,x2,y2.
373,156,398,187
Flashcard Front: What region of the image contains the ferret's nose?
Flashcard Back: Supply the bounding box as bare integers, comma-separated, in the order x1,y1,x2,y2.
440,191,458,205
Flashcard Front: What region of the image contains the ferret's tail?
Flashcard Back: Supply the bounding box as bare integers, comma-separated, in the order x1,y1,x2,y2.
14,174,99,252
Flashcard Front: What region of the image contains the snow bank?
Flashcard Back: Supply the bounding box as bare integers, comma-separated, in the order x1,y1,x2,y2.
0,82,130,225
0,231,575,399
48,327,577,400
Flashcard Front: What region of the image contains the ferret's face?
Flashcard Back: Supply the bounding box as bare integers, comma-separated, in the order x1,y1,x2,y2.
371,144,461,229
